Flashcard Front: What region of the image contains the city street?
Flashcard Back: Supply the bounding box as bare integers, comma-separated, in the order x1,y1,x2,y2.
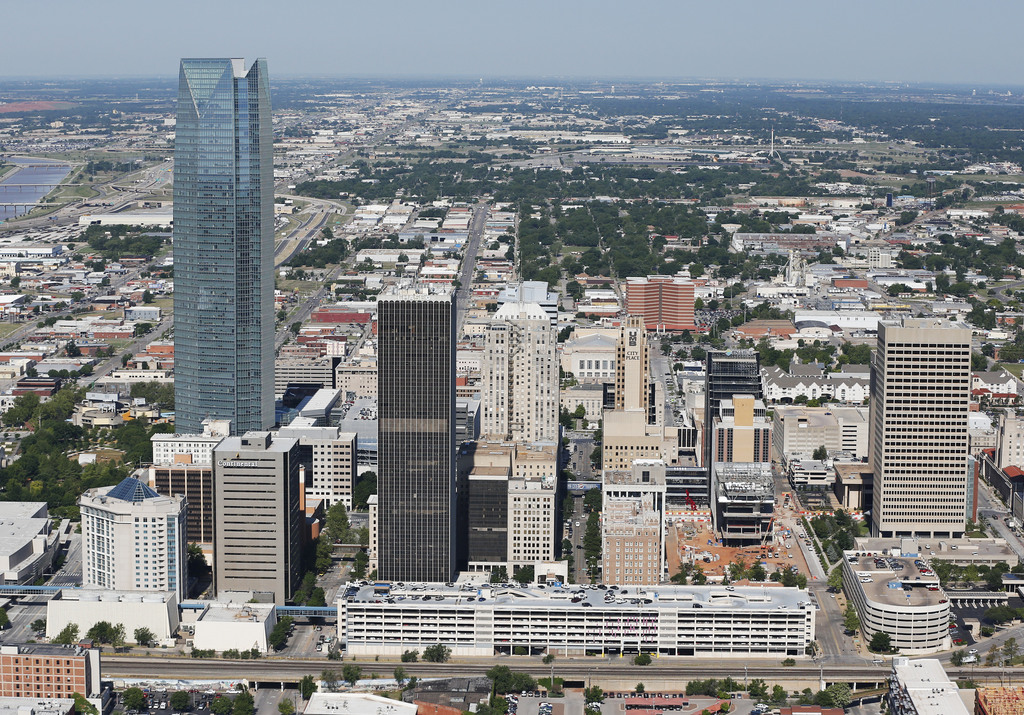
977,479,1024,561
456,201,489,331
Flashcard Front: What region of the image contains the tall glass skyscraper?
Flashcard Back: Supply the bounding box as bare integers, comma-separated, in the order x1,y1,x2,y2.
377,287,456,582
173,58,274,434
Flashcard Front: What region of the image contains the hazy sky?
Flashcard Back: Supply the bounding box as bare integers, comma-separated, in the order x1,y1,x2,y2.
4,0,1024,85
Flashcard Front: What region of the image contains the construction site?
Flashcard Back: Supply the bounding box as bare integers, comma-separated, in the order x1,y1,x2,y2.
666,488,816,583
976,687,1024,715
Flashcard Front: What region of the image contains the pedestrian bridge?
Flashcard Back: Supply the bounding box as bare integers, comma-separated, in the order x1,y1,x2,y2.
178,602,337,619
0,585,73,597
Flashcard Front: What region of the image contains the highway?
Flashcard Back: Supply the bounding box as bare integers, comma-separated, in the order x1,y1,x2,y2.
273,195,348,269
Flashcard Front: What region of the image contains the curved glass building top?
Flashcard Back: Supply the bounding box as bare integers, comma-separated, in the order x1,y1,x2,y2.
173,58,274,435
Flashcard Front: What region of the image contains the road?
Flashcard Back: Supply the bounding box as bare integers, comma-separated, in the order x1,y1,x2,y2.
49,533,82,586
649,352,677,428
86,316,174,383
100,654,1024,686
456,202,489,332
976,477,1024,560
565,494,589,583
274,265,343,352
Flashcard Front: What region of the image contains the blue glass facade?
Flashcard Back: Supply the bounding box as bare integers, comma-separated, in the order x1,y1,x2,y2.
174,58,274,434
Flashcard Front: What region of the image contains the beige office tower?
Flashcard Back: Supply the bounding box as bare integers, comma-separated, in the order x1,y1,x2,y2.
213,432,303,602
870,318,972,538
601,459,667,585
481,301,559,443
615,316,649,414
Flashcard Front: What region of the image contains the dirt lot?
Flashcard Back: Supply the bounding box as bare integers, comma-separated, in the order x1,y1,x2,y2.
666,509,815,583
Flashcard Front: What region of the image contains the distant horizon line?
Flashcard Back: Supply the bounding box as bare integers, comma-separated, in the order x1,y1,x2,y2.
1,73,1024,91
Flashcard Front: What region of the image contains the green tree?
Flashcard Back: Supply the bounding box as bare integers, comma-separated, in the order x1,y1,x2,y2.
351,550,369,579
423,643,451,663
490,566,508,583
53,623,79,645
770,685,787,704
142,289,154,304
73,693,98,715
278,699,296,715
30,618,46,633
210,697,233,715
844,604,861,633
951,649,966,666
1002,636,1018,665
123,688,146,712
747,679,768,699
232,690,255,715
869,631,891,653
342,664,362,685
0,608,9,630
290,322,302,335
583,510,602,580
812,445,828,461
170,691,191,711
514,565,535,584
633,653,652,666
486,665,537,695
827,566,843,592
299,675,317,700
394,666,408,686
268,616,294,650
401,650,419,662
321,670,341,692
324,501,352,542
352,471,377,509
134,626,155,646
584,686,604,703
821,683,851,709
635,683,645,694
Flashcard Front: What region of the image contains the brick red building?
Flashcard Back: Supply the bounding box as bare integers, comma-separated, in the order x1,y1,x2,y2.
0,644,100,698
625,276,696,331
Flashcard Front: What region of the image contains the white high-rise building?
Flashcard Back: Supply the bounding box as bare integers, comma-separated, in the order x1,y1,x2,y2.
870,318,972,538
80,476,187,601
151,418,231,466
481,302,558,443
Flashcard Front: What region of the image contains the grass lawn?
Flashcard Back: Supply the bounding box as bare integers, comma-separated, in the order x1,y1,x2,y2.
0,324,21,340
1001,362,1024,378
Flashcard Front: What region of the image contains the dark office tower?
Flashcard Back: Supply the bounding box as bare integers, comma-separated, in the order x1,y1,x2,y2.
173,58,274,435
703,350,763,469
377,287,456,582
